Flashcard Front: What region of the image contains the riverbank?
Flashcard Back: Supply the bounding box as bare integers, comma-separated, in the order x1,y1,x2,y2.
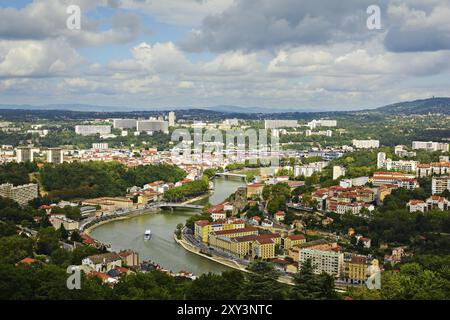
84,209,154,235
174,234,295,285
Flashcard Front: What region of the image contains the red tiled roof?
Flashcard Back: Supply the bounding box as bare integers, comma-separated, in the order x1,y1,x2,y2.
213,227,257,236
17,257,38,265
288,234,305,240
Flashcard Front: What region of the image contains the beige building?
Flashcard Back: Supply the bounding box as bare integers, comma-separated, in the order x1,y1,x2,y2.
49,216,79,231
300,249,343,277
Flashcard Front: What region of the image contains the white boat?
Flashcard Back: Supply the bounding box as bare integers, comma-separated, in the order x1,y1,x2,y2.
144,229,151,240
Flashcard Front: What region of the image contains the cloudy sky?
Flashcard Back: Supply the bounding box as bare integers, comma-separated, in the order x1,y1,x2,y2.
0,0,449,110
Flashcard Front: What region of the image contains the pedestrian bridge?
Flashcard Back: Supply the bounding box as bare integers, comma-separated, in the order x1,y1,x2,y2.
215,172,247,180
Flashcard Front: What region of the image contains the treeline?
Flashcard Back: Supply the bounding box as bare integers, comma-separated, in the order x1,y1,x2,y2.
163,178,209,202
39,161,186,200
0,259,337,300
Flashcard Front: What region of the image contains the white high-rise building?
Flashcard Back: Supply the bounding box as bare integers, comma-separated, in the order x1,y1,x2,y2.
377,152,386,168
352,139,380,149
264,120,298,129
333,166,346,180
412,141,449,152
16,147,33,163
300,249,343,277
113,119,137,129
47,148,64,164
432,176,450,195
168,112,176,127
75,125,111,136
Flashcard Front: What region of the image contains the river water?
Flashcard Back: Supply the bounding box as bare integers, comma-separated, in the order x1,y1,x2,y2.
90,178,245,274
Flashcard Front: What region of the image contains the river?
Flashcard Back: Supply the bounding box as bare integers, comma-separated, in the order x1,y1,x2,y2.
89,177,245,274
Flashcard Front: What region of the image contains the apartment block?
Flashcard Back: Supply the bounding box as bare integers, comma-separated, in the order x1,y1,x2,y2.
264,120,298,129
300,249,343,277
412,141,449,152
46,148,64,164
113,119,137,129
432,176,450,195
75,125,111,136
352,139,380,149
16,146,33,163
136,120,169,133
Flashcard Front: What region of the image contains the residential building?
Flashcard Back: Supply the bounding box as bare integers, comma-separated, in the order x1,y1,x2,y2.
0,183,38,206
352,139,380,149
118,250,140,267
294,161,329,177
252,237,275,259
92,143,109,150
432,176,450,195
408,196,449,212
371,172,418,189
136,120,169,133
16,146,33,163
194,218,246,243
300,249,343,277
412,141,449,152
377,153,418,172
82,252,122,272
394,145,416,158
168,112,176,127
416,162,450,178
274,211,285,222
75,125,111,136
333,166,346,180
49,216,79,231
113,119,137,129
46,148,64,164
284,234,306,250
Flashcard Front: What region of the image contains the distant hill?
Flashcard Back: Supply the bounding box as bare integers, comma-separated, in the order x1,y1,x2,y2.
374,97,450,115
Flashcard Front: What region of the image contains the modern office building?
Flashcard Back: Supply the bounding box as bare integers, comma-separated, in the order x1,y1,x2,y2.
75,125,111,136
15,146,33,163
113,119,137,129
0,183,38,206
46,148,64,164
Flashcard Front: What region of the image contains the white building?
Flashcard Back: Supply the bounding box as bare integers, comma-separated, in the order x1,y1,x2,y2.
168,112,176,127
307,119,337,129
432,176,450,195
75,125,111,136
412,141,449,152
394,145,416,158
408,196,449,212
294,161,329,177
113,119,137,129
92,143,109,150
16,146,34,163
300,249,343,277
0,183,38,206
136,120,169,133
47,148,64,164
352,139,380,149
377,153,418,172
333,166,346,180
